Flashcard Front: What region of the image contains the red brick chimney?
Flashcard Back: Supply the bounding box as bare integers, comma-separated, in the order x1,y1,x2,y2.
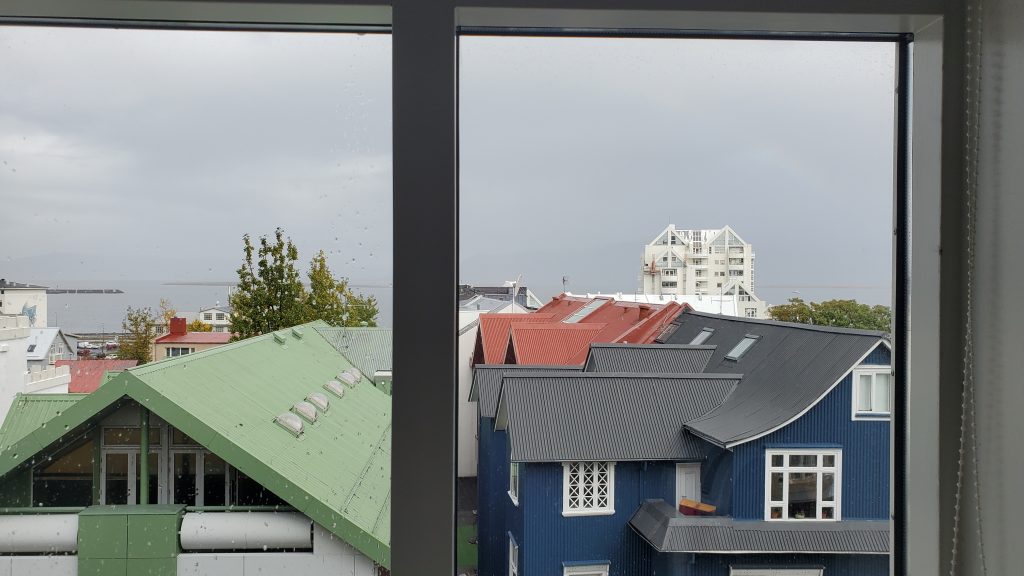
170,317,187,336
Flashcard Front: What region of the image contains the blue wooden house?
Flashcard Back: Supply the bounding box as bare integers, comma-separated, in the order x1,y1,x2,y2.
473,311,892,576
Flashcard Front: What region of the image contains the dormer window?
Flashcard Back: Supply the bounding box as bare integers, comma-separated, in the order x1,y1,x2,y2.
726,334,759,360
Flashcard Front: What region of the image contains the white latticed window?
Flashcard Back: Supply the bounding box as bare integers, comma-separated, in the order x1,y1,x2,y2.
563,461,615,515
508,462,519,505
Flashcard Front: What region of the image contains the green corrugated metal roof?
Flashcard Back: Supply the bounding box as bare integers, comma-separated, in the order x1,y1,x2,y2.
0,394,86,449
315,327,392,377
0,321,391,568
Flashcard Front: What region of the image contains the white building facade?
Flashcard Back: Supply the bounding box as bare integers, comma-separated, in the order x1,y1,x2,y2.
642,225,757,296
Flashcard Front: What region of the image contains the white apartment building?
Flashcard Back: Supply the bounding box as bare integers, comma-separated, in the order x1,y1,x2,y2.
642,225,757,295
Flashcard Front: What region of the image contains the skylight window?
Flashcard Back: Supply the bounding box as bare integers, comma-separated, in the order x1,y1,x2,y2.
292,401,318,423
726,335,760,360
306,392,330,412
324,380,346,398
274,412,304,437
562,299,606,323
690,328,714,345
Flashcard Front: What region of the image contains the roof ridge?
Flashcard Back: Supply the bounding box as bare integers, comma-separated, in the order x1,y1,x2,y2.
680,310,887,337
503,372,743,380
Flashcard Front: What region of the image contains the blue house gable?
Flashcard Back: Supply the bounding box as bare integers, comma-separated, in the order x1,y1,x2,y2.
473,311,892,576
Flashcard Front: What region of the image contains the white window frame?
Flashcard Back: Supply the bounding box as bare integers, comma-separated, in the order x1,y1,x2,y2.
564,564,610,576
508,534,519,576
852,365,893,420
764,449,841,521
562,461,615,516
730,569,823,576
508,461,519,506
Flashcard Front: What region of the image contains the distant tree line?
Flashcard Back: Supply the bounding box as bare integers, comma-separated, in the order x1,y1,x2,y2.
768,297,891,333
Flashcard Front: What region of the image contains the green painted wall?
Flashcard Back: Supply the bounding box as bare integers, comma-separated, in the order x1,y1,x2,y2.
78,505,183,576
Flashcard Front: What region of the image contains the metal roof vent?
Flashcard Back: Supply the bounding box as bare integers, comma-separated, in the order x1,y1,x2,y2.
306,392,329,412
292,401,318,423
274,412,304,437
324,380,346,398
338,372,358,387
346,367,363,381
291,327,304,339
273,331,287,344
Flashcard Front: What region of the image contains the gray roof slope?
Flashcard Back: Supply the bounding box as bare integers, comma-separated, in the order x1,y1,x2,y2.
630,500,889,554
315,327,392,376
584,343,716,374
499,373,739,462
659,311,885,447
470,364,580,418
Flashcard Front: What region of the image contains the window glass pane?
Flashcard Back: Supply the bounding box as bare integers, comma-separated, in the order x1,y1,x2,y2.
135,452,159,505
104,452,129,505
822,454,836,468
172,428,200,446
822,472,835,501
103,427,161,446
874,373,891,412
787,472,818,519
770,454,784,467
32,438,94,506
173,452,198,505
858,374,874,411
770,472,784,501
789,454,817,467
203,453,227,506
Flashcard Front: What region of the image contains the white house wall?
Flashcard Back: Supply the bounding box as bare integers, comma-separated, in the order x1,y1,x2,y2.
0,316,31,424
0,290,47,328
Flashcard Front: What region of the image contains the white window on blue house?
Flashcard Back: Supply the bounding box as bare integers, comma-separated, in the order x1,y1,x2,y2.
765,449,841,521
563,461,615,516
509,462,520,505
508,535,519,576
852,366,892,419
564,564,610,576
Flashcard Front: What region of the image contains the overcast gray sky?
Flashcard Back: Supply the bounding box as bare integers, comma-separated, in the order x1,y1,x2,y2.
460,36,896,306
2,27,895,329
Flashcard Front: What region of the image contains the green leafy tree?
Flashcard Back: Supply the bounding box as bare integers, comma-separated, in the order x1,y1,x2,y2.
187,319,214,332
303,250,381,327
228,228,307,340
158,298,176,328
768,297,891,332
118,306,159,364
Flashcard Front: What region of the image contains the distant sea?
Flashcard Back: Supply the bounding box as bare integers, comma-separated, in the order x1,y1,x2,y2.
38,280,393,334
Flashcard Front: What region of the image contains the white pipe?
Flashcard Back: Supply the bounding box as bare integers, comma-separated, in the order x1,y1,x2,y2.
180,512,311,550
0,514,78,553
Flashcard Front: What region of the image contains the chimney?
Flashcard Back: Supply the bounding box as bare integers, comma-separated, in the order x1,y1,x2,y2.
170,317,187,336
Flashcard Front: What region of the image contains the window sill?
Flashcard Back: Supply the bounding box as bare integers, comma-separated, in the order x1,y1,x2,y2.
562,509,615,517
853,411,891,420
508,491,518,507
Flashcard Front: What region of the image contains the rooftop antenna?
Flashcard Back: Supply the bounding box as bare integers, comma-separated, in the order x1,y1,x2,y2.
562,275,569,294
504,274,522,312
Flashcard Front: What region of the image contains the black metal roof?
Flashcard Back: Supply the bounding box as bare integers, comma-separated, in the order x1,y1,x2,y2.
630,500,889,554
470,364,581,418
583,343,716,374
497,373,739,462
658,311,886,447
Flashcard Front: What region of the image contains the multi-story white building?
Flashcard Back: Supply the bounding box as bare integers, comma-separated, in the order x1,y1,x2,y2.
642,225,757,295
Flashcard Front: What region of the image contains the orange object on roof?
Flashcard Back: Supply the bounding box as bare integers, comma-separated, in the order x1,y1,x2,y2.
55,359,139,393
614,301,688,344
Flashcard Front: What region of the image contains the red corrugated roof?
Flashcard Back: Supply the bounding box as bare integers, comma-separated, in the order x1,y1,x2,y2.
55,359,139,393
475,313,556,364
154,331,233,344
614,301,688,344
534,294,591,321
509,323,606,365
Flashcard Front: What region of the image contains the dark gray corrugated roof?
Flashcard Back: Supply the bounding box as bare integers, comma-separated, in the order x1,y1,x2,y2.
499,373,739,462
470,364,581,418
658,311,885,447
315,327,392,376
584,343,716,374
630,500,889,554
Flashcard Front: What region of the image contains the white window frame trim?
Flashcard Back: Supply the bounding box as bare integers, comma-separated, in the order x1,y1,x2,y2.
852,365,893,420
562,461,616,517
508,461,519,506
508,533,519,576
564,563,611,576
764,449,842,521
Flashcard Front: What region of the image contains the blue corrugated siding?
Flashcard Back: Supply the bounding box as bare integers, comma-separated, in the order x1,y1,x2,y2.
732,343,891,520
654,552,888,576
478,418,506,576
520,461,676,576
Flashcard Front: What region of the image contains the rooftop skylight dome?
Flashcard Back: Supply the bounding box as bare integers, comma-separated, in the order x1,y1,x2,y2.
274,412,304,437
292,401,318,423
324,379,346,398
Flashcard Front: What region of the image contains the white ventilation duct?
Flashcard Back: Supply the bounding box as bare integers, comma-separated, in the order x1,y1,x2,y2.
179,512,312,550
0,514,78,553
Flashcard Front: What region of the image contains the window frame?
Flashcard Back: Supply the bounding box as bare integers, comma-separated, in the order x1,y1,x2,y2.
562,461,616,517
508,533,519,576
508,461,519,505
852,365,894,420
764,448,842,521
0,3,957,574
